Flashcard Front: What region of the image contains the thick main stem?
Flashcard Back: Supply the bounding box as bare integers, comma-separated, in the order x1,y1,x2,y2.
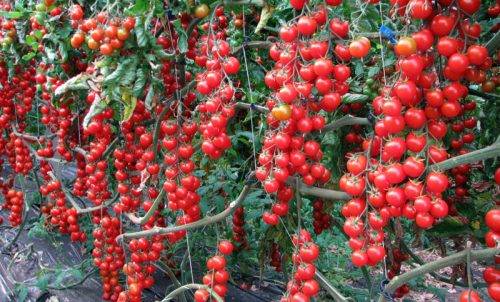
428,142,500,171
378,248,499,302
399,241,469,287
159,283,223,302
315,271,353,302
321,115,371,132
117,184,252,242
125,188,166,224
287,177,351,200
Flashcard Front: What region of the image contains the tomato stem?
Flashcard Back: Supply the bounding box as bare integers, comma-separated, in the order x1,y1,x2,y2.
429,140,500,171
378,248,500,301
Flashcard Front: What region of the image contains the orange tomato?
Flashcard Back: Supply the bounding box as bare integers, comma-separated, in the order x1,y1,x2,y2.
349,37,371,58
100,43,113,55
116,28,130,41
194,4,210,19
87,38,100,50
70,32,85,48
395,37,417,57
271,104,292,121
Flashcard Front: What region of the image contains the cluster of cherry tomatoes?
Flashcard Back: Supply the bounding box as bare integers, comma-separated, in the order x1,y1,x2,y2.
120,237,163,302
312,199,332,235
259,2,368,224
5,134,33,175
157,19,204,245
36,71,77,161
0,65,36,174
111,101,154,213
0,185,24,227
8,65,39,122
92,214,125,301
195,240,234,301
270,242,283,272
39,162,86,242
232,206,248,248
69,5,136,56
195,7,240,160
160,102,202,244
340,193,386,267
112,102,169,300
342,121,367,151
281,230,320,302
335,0,498,272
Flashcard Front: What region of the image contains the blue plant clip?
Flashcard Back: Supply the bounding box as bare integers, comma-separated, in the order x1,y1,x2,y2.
380,25,397,44
167,9,175,20
379,278,395,301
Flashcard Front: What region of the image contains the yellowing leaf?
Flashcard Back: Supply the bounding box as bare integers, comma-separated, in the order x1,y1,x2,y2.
254,3,273,34
122,92,137,122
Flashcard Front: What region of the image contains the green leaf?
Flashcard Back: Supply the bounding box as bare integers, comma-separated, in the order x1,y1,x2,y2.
58,41,68,62
14,19,27,43
103,58,133,85
132,68,147,97
69,268,83,280
342,93,369,104
121,90,137,122
36,274,50,292
354,61,364,76
367,66,380,78
135,17,148,48
178,33,188,53
53,269,67,286
28,221,49,239
172,19,188,53
33,30,43,40
144,85,154,110
245,190,264,203
54,73,89,97
25,34,38,50
22,52,36,61
127,0,148,14
154,48,175,60
0,11,24,19
213,195,225,212
322,132,339,145
15,284,28,302
121,58,138,86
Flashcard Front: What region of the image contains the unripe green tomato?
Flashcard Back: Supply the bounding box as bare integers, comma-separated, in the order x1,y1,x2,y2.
366,78,374,86
2,36,13,45
35,3,46,11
